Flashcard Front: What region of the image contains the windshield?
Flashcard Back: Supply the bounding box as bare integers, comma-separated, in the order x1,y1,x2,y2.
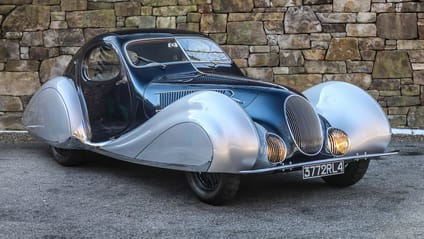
176,37,231,63
125,37,231,67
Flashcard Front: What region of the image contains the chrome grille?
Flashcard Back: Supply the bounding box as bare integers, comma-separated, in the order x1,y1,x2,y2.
284,95,323,155
159,89,227,109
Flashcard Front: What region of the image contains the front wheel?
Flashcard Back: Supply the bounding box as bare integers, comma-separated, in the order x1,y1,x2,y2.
186,172,240,205
50,146,84,166
322,160,370,187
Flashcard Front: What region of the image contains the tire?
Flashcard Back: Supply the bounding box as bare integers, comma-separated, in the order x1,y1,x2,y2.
186,172,240,205
50,146,84,166
322,160,370,187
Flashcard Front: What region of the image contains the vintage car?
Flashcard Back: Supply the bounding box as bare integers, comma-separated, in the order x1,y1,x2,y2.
23,29,396,205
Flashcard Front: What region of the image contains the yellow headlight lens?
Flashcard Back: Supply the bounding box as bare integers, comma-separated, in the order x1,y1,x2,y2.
326,128,350,156
266,133,287,163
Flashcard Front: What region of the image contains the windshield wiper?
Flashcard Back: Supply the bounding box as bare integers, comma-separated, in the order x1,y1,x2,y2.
136,55,166,69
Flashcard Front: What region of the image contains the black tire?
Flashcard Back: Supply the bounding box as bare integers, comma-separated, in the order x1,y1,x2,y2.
50,146,84,166
322,160,370,187
186,172,240,205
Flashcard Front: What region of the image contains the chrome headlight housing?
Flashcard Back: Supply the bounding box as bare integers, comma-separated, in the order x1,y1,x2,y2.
326,128,350,156
266,133,287,164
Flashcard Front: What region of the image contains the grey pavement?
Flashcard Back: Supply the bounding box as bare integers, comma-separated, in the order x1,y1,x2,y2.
0,139,423,238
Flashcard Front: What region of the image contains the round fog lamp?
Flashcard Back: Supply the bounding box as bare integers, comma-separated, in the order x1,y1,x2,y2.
266,133,287,163
326,128,350,156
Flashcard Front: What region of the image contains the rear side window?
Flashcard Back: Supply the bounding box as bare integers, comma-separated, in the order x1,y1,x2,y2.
84,45,121,81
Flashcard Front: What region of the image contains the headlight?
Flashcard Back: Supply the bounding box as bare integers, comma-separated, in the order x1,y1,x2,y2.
266,133,287,163
326,128,350,156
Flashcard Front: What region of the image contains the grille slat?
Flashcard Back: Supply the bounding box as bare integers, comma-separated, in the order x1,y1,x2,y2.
285,95,323,156
159,89,228,109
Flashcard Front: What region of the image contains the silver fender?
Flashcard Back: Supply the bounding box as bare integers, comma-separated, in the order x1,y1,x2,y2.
22,77,89,147
101,91,260,173
303,81,391,154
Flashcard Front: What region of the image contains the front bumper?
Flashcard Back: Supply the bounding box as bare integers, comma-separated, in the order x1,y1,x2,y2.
239,151,398,174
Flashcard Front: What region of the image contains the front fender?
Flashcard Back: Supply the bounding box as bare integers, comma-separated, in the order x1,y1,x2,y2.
101,91,260,173
303,81,391,155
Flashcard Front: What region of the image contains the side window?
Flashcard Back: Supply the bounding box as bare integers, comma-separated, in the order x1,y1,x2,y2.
84,45,121,81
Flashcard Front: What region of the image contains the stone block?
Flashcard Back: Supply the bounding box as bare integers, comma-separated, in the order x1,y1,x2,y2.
43,29,85,47
244,68,273,81
278,34,310,49
51,11,65,21
153,5,197,16
157,17,176,29
200,14,227,33
67,10,115,28
401,85,420,96
0,40,19,60
321,24,345,33
50,21,68,29
347,61,374,73
303,49,326,60
61,0,87,11
387,96,420,107
377,13,417,40
60,47,80,55
273,0,302,7
412,63,424,71
398,40,424,50
187,13,201,22
304,0,332,4
177,23,200,32
0,113,24,130
305,61,346,74
284,6,322,34
274,74,322,91
5,60,39,72
346,24,376,37
326,38,361,61
359,38,385,51
357,12,376,23
279,50,304,66
227,21,267,45
221,45,249,59
380,91,401,97
29,47,49,60
388,107,409,115
323,73,372,89
407,107,424,127
0,72,40,96
2,5,50,32
272,67,289,75
212,0,254,13
208,33,226,44
0,96,23,111
413,71,424,85
408,50,424,63
5,32,22,39
250,46,270,53
0,5,15,15
264,21,284,34
370,79,400,91
397,2,424,13
334,0,371,12
388,115,406,127
371,3,395,13
248,53,279,67
114,2,140,16
39,55,73,83
125,16,156,28
233,59,247,68
84,28,112,42
316,13,356,23
373,51,412,79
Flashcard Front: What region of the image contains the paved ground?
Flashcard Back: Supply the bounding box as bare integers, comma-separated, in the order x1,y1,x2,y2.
0,139,423,239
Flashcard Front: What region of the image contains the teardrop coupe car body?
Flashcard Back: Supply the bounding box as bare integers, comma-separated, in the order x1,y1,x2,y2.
23,29,396,204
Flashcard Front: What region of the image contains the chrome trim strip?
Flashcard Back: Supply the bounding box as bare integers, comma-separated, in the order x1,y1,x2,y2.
239,151,398,174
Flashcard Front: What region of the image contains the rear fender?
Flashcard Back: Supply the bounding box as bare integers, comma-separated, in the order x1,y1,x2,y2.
22,77,89,148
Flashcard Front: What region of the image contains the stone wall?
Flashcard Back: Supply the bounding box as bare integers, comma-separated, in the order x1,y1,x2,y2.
1,0,424,130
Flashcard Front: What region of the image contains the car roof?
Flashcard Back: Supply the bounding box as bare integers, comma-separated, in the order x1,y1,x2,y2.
95,29,207,42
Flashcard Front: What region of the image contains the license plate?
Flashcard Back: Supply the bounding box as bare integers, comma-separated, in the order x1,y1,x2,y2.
303,161,344,179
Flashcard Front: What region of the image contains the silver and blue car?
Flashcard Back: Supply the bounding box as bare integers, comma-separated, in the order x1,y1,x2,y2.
23,29,396,205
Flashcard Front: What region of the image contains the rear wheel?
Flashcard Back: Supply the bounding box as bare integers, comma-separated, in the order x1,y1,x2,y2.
186,172,240,205
50,146,84,166
322,160,370,187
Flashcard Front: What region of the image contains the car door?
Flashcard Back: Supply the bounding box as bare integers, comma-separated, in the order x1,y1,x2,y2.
79,43,131,142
